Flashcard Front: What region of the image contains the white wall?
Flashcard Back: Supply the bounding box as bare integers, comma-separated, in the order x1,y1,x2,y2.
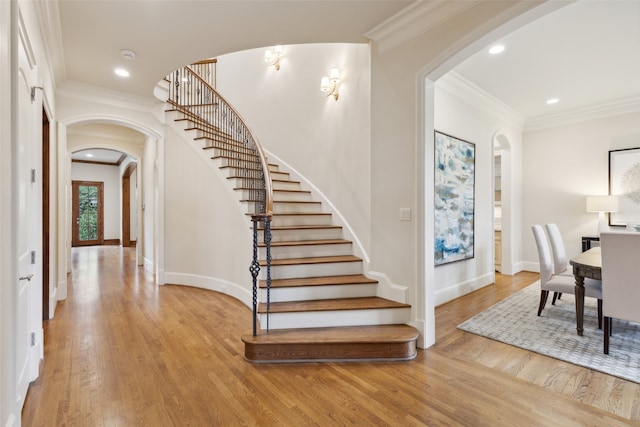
70,162,121,241
521,112,640,270
433,75,524,305
216,43,372,258
163,124,253,305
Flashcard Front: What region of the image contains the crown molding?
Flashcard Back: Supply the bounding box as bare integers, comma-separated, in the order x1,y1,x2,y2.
33,0,66,86
57,80,161,113
365,0,476,54
436,72,526,130
524,95,640,132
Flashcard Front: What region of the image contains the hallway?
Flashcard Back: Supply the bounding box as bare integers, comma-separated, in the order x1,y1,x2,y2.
22,247,634,426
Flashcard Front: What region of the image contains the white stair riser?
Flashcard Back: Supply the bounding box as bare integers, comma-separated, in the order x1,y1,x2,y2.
259,308,411,330
270,214,333,227
207,147,255,158
260,242,353,260
260,283,376,302
269,227,343,242
229,178,300,192
272,181,301,191
272,202,323,214
261,261,361,280
273,191,312,202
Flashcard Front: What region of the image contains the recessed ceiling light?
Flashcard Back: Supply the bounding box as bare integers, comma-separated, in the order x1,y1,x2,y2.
86,153,93,158
546,98,559,105
115,68,130,77
489,45,505,55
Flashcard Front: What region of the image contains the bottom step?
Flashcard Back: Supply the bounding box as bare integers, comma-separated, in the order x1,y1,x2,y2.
241,324,419,363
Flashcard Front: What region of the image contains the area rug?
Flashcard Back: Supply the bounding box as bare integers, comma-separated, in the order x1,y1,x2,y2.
457,282,640,384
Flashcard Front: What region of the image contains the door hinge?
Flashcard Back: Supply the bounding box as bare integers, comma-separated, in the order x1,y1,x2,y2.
30,332,36,347
31,169,36,183
31,250,36,264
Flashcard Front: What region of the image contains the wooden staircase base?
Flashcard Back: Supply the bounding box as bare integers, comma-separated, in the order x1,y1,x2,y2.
241,325,419,363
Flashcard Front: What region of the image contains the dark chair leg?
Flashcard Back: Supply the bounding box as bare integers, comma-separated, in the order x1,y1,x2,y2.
552,292,559,305
604,316,611,354
557,293,562,300
597,299,602,330
537,290,549,316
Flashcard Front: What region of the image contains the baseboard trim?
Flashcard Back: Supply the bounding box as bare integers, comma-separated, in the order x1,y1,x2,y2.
434,273,494,306
366,270,408,303
164,272,251,308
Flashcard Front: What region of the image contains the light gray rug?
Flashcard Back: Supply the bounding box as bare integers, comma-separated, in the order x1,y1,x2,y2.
458,282,640,384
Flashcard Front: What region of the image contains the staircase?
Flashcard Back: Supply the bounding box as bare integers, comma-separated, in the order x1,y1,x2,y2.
164,66,419,362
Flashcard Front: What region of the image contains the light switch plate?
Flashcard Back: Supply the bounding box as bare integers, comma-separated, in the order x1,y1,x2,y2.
400,208,411,221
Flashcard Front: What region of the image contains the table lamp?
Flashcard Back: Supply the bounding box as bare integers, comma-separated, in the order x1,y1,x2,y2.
586,195,619,236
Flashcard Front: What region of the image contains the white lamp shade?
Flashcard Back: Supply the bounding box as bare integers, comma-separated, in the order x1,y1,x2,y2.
586,195,619,213
320,76,330,92
329,67,340,82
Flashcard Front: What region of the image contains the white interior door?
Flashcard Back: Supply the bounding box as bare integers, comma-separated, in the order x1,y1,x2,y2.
16,30,41,409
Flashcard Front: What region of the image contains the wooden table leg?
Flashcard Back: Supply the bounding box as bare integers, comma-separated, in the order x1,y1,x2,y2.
574,275,585,336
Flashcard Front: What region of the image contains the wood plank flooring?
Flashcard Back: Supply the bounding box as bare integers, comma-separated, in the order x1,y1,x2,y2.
22,246,640,426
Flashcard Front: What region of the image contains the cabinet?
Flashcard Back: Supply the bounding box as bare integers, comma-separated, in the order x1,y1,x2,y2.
494,230,502,272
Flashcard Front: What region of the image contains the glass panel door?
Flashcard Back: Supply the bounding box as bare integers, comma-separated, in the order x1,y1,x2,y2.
72,181,104,246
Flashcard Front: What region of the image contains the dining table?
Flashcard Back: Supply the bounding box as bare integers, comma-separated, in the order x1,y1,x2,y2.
569,246,601,336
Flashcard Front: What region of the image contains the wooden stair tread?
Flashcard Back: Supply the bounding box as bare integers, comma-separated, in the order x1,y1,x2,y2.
259,274,377,288
242,325,418,345
257,225,342,231
242,324,418,362
247,212,331,218
258,239,351,248
273,200,320,204
273,189,311,194
258,296,410,313
259,255,360,266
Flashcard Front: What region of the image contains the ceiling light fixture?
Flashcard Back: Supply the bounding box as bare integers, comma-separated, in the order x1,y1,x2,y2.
115,68,130,77
489,45,505,55
546,98,559,105
121,49,136,60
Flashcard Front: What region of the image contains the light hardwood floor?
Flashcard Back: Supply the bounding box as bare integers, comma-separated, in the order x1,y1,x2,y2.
22,246,640,426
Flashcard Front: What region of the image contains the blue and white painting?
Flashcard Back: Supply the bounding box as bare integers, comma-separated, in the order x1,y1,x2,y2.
434,131,475,265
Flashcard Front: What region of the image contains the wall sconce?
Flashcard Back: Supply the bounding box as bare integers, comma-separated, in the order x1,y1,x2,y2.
264,45,283,70
320,67,340,101
586,195,619,236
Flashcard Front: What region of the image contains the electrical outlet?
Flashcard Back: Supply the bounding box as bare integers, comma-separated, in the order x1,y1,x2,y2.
400,208,411,221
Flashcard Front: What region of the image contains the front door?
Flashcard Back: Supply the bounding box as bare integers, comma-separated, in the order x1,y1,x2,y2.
72,181,104,246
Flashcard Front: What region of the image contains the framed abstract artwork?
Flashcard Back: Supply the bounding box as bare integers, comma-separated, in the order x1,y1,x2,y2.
609,147,640,226
434,131,475,266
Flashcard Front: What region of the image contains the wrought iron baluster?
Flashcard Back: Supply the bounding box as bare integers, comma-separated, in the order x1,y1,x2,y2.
249,218,260,336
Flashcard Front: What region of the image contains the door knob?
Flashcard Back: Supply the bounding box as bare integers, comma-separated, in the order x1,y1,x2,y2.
19,274,34,281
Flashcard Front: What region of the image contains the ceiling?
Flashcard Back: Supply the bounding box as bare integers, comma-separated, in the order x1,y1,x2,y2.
453,0,640,121
52,0,640,145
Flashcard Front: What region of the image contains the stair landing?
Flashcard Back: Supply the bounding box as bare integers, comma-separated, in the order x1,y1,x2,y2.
242,324,419,363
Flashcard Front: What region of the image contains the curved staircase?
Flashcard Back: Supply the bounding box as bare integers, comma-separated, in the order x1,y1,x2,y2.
163,66,419,362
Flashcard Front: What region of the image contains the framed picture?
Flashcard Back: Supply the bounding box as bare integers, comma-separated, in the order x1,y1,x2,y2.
434,131,475,265
609,147,640,227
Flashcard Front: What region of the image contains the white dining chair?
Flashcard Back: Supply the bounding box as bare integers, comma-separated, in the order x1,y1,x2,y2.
545,223,574,277
532,225,602,326
545,223,574,304
600,231,640,354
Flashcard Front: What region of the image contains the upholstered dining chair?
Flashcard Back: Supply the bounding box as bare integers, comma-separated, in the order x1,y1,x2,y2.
544,223,573,304
600,231,640,354
545,223,574,277
532,225,602,327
